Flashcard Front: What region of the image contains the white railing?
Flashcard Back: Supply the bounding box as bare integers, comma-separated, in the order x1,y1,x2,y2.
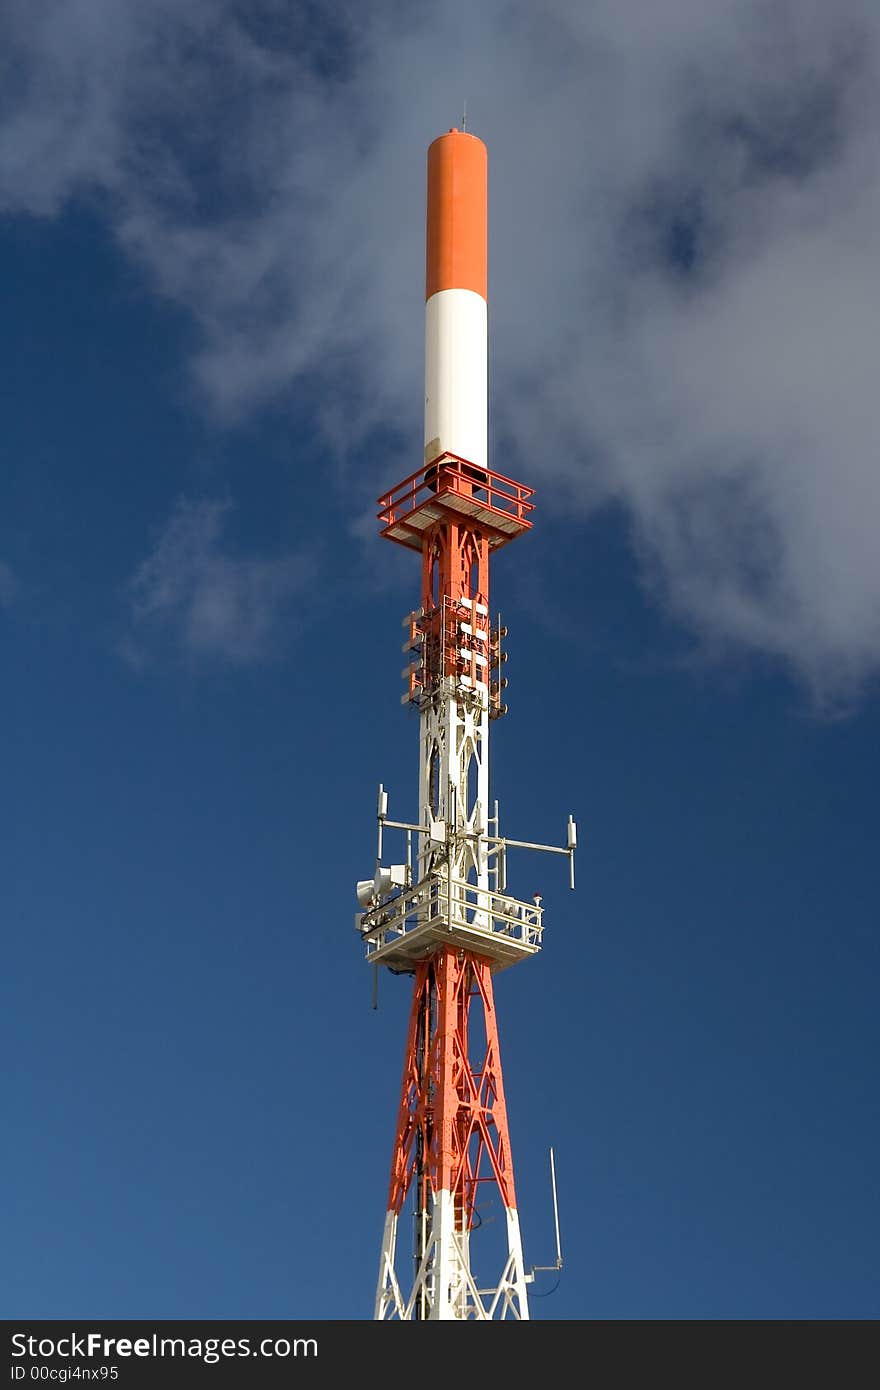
361,874,543,958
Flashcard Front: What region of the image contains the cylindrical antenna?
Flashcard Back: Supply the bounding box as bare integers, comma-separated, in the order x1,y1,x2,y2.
550,1146,563,1268
377,783,388,862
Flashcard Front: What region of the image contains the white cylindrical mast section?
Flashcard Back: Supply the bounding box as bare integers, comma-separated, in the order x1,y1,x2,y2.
424,130,488,471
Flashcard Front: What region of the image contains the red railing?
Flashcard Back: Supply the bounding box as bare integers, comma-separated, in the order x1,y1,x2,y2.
378,452,534,530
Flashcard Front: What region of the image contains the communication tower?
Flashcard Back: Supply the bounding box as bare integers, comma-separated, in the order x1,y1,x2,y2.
356,128,575,1321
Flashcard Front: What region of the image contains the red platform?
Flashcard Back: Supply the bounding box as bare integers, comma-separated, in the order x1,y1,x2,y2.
378,453,533,552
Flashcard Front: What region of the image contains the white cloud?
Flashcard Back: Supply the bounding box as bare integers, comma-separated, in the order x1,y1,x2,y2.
3,0,880,704
127,497,310,666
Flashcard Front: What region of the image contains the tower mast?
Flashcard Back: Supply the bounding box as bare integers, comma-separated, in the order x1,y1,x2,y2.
357,128,575,1321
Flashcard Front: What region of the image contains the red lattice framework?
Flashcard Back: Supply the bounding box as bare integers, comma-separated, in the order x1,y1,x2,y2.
386,946,517,1223
389,452,532,708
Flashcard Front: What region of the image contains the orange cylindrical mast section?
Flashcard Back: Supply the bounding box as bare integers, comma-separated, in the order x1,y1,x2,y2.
426,130,488,301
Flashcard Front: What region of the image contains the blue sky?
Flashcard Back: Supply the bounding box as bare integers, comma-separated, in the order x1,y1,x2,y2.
2,1,879,1319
